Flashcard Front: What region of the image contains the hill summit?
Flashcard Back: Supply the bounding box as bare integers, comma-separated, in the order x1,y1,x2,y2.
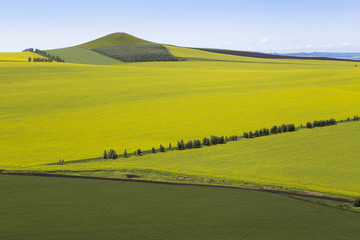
77,32,153,49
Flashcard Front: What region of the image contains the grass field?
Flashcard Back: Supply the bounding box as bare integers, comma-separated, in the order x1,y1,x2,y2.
46,47,121,65
1,174,360,240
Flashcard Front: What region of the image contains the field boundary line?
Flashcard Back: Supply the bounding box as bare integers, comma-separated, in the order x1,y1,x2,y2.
0,172,354,204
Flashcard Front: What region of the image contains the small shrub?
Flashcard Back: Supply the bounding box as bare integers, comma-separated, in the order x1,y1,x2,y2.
354,198,360,207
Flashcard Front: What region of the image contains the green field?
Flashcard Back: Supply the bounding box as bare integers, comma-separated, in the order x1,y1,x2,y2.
1,174,359,240
46,47,121,65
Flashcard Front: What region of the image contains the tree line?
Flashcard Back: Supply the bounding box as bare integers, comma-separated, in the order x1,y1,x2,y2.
306,119,336,128
243,124,295,139
29,57,53,62
103,135,238,159
23,48,65,62
101,115,360,160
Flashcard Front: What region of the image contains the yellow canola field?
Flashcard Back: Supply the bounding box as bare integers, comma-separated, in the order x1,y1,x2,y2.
0,53,360,169
0,52,46,62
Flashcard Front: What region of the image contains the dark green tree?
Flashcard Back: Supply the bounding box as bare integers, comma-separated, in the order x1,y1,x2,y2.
186,140,193,149
108,149,117,159
137,148,143,156
194,139,201,148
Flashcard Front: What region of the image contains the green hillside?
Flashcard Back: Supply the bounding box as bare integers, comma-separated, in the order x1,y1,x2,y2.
77,32,153,49
1,174,360,240
93,44,182,62
46,47,121,65
46,33,186,64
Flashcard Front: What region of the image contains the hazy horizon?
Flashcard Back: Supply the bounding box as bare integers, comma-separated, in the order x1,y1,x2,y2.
1,0,359,53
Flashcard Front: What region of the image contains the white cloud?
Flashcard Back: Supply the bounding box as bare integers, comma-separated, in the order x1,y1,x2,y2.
224,41,235,46
305,44,316,49
260,37,269,43
216,41,235,48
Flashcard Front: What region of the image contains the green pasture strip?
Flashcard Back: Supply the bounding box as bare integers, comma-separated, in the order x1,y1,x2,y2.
1,174,360,240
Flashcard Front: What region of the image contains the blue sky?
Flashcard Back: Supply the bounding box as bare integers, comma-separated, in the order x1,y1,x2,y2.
1,0,359,52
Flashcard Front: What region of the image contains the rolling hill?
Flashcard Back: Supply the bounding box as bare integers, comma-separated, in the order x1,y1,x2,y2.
77,32,153,49
47,33,180,64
